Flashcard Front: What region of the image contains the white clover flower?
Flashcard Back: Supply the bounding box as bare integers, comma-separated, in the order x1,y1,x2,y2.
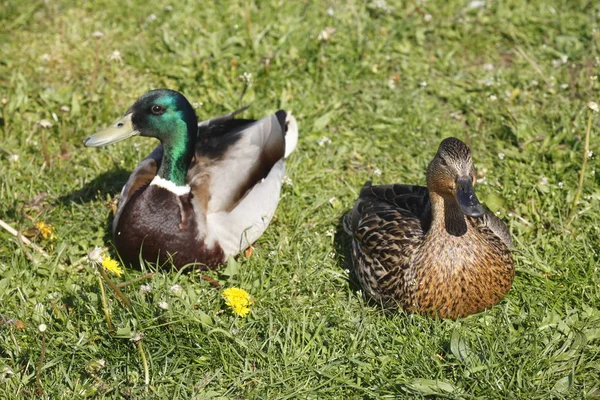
489,94,498,101
318,136,332,146
482,63,494,71
109,50,123,62
38,119,53,129
60,105,70,113
158,301,169,310
484,77,494,86
38,323,47,333
326,7,334,16
530,79,538,86
468,0,485,9
283,175,293,186
164,5,173,11
387,79,396,90
423,13,432,22
130,333,144,342
588,151,593,159
40,54,51,62
318,27,336,42
558,181,564,189
560,84,569,90
373,168,382,176
140,284,152,295
8,154,19,162
587,101,599,112
91,31,104,39
170,284,184,297
420,81,427,87
498,152,505,160
147,13,157,22
191,101,203,109
325,229,335,238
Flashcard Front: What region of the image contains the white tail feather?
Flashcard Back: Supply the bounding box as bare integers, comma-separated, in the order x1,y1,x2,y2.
284,113,298,158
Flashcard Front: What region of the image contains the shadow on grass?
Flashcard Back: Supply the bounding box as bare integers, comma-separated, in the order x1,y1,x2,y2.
56,168,130,244
57,168,131,205
334,212,362,293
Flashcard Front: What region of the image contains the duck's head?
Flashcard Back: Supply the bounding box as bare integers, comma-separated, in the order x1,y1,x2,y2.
83,89,197,148
426,137,484,217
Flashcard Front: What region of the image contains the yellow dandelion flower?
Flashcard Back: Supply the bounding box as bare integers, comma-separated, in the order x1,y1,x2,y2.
101,256,123,277
222,287,253,317
35,221,55,240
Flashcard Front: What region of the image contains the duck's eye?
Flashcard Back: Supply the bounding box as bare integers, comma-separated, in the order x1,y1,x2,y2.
151,104,165,115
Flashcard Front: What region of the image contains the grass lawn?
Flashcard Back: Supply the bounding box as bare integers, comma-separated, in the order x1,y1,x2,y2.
1,0,600,398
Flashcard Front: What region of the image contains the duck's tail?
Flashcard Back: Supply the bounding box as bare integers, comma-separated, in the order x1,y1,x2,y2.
283,112,298,158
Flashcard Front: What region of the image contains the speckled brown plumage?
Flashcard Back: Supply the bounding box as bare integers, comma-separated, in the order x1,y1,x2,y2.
344,138,514,319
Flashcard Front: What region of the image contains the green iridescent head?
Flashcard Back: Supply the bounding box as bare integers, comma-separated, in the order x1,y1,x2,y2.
84,89,198,186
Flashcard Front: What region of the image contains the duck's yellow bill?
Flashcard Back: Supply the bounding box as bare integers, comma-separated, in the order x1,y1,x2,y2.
83,113,139,147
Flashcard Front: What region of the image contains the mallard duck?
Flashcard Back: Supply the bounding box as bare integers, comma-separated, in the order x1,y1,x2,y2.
343,137,513,319
84,89,298,269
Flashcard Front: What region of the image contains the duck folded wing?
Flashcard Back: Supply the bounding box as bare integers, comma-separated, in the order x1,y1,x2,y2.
188,110,292,214
344,181,430,235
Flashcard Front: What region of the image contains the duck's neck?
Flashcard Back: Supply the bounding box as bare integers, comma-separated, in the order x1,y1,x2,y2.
157,120,196,187
429,191,468,237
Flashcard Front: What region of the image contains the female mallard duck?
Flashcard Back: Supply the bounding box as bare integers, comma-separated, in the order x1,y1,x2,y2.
343,137,513,319
84,89,298,269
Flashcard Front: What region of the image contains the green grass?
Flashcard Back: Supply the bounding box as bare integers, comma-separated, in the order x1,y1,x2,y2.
1,0,600,398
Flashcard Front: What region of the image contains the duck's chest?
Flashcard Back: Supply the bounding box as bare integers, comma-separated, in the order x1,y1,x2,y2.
114,185,225,269
410,222,513,318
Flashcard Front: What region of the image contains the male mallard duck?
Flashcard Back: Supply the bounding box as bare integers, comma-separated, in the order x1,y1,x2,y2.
84,89,298,269
343,137,513,319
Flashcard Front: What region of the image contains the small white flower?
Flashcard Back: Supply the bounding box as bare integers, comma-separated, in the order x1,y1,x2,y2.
587,101,599,112
387,79,396,90
38,323,47,333
420,81,427,87
423,13,432,22
561,55,568,64
450,112,463,120
130,332,144,342
191,101,203,109
158,301,169,310
467,0,485,9
318,136,332,146
318,27,336,42
147,13,157,22
540,176,548,185
238,72,253,85
560,84,569,89
325,229,335,238
109,50,123,62
88,246,104,264
558,181,564,189
170,284,184,297
590,75,598,81
60,105,70,113
489,94,498,101
140,284,152,295
373,168,383,176
497,152,505,160
531,79,538,86
40,54,51,62
268,250,277,258
482,63,494,71
38,119,53,129
283,175,293,186
326,7,334,16
164,5,173,11
91,31,104,39
8,154,19,162
588,151,593,159
484,77,494,86
370,0,391,13
507,212,514,217
328,196,340,207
